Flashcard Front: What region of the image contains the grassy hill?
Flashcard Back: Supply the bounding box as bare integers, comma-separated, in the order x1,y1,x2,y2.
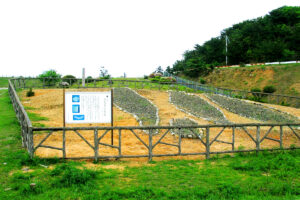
202,63,300,96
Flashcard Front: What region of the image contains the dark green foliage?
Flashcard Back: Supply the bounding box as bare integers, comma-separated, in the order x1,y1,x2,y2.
38,69,61,86
62,75,77,85
199,78,206,84
143,75,149,79
169,6,300,78
263,85,277,93
150,76,176,84
26,88,35,97
51,164,97,187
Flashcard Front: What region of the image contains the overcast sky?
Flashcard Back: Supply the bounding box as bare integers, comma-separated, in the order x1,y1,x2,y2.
0,0,299,78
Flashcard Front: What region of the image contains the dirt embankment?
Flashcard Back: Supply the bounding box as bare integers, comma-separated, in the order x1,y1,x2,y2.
204,64,300,96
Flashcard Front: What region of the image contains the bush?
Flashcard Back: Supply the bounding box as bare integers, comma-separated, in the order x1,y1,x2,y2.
263,85,276,93
144,75,149,79
62,75,77,85
26,88,35,97
199,78,206,84
38,70,61,86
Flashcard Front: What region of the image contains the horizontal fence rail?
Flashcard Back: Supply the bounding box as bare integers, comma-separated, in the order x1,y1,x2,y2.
32,124,300,161
8,80,34,156
11,76,300,108
8,79,300,161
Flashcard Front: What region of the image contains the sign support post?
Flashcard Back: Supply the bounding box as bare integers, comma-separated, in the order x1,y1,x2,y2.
111,88,114,145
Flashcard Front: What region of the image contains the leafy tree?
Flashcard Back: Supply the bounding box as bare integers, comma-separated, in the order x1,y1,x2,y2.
62,75,77,85
38,69,61,86
99,66,110,79
168,6,300,78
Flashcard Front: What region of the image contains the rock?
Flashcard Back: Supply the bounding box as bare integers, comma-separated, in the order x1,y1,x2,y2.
22,167,29,171
60,82,69,87
39,164,48,168
3,162,7,165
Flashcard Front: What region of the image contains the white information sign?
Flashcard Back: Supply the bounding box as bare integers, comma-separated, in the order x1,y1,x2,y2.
65,91,111,124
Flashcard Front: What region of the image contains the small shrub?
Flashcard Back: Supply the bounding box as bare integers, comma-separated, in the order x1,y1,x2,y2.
26,88,35,97
239,63,246,67
250,88,262,100
144,75,149,79
263,85,276,94
199,78,206,84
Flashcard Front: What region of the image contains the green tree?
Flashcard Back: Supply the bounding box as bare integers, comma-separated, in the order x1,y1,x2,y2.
38,69,61,86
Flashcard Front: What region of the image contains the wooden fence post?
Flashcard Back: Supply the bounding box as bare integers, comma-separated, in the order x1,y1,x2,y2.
149,130,153,161
206,127,210,159
256,126,260,152
63,130,66,159
28,127,34,158
280,126,283,149
118,129,122,157
178,128,182,155
232,127,235,151
94,129,99,162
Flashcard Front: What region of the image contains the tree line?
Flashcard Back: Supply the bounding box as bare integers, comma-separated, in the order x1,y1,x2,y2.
167,6,300,78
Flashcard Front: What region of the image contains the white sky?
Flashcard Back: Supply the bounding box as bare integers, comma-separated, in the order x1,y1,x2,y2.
0,0,299,78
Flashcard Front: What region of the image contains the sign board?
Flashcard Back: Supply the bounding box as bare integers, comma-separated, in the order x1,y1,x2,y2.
65,91,112,124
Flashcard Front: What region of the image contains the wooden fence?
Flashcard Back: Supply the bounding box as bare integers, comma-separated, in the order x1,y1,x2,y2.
10,77,300,108
8,79,300,161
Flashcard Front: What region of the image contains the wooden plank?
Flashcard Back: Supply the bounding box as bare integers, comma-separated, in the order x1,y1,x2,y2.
152,129,170,148
288,126,300,140
265,137,280,143
260,126,274,143
241,127,256,143
73,130,94,149
209,127,226,146
34,131,54,151
129,129,149,149
39,145,63,151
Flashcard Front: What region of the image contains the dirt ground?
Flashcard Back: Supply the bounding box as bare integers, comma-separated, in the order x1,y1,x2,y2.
20,89,300,161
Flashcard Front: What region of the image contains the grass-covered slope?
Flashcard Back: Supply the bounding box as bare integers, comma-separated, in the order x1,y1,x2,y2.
0,90,300,199
113,87,158,126
206,93,299,123
169,91,228,124
204,63,300,96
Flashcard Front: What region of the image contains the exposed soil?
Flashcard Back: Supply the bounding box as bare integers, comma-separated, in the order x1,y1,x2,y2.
20,89,300,161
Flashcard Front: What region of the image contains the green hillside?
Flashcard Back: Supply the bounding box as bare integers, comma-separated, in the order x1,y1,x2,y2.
202,63,300,96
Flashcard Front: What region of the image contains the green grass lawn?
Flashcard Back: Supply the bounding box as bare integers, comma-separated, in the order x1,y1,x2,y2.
0,77,9,87
0,91,299,199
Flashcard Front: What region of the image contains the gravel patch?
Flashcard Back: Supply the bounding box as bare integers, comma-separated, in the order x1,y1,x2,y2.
170,118,204,139
205,93,299,123
113,88,159,126
169,91,229,124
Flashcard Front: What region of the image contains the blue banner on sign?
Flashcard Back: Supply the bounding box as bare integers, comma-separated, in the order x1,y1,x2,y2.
72,105,80,113
72,95,80,102
73,115,84,120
